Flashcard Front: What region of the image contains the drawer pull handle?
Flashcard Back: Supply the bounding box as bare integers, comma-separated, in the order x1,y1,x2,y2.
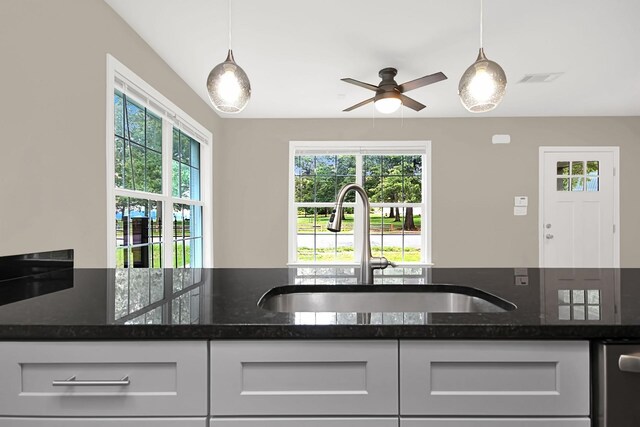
52,375,130,387
619,354,640,373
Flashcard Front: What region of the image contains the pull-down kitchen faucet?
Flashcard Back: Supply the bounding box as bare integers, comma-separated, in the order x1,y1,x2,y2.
327,183,394,284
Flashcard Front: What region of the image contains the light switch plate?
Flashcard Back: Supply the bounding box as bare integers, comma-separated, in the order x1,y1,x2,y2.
514,206,527,216
514,196,528,207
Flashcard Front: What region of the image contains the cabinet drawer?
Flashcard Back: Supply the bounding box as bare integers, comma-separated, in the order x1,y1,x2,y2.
0,341,208,416
401,419,590,427
211,418,397,427
0,419,206,427
400,340,589,416
211,340,398,416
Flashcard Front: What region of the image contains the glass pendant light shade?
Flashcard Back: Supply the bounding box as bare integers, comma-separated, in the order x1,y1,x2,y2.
207,49,251,114
458,48,506,113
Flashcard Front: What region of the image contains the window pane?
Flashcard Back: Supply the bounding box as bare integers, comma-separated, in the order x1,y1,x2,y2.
295,176,314,202
587,161,599,176
557,161,570,176
557,178,569,191
115,93,162,194
172,128,180,160
315,176,336,202
364,175,381,203
382,176,402,203
191,139,200,168
115,197,162,268
125,98,145,144
147,150,162,193
172,160,180,197
404,175,422,203
404,155,422,175
296,207,354,262
586,177,599,192
173,204,203,268
363,155,381,176
571,177,584,191
115,137,125,188
315,155,336,175
382,155,402,175
114,93,124,137
336,155,355,175
146,112,162,151
295,156,315,175
190,167,201,201
180,132,191,165
180,164,191,199
571,161,584,175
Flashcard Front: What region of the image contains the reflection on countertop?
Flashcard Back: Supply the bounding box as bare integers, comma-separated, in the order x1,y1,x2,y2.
0,264,638,339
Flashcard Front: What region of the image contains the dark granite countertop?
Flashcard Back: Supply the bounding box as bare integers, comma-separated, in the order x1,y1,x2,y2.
0,264,639,340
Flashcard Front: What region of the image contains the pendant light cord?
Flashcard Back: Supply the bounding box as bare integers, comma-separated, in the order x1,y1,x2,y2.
480,0,483,48
228,0,232,50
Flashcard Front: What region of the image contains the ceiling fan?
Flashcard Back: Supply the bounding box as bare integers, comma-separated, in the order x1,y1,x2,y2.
341,68,447,114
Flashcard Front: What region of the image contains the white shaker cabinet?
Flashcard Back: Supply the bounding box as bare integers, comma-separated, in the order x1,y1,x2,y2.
210,340,398,416
211,418,398,427
0,341,208,417
401,419,590,427
400,340,590,417
0,419,206,427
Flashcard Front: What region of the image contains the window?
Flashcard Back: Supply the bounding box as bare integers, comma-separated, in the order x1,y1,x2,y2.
289,141,431,265
556,160,600,192
107,56,212,323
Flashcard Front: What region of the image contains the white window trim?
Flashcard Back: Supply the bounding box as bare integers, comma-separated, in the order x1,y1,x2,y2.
106,54,214,268
288,140,432,267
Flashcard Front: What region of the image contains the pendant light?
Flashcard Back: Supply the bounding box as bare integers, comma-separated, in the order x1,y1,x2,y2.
458,0,507,113
206,0,251,114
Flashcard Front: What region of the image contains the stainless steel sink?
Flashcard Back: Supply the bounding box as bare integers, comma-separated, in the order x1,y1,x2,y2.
258,285,516,313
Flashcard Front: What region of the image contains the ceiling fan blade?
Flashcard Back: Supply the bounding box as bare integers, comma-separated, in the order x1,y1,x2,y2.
343,97,375,112
398,72,447,93
400,95,426,111
341,78,379,91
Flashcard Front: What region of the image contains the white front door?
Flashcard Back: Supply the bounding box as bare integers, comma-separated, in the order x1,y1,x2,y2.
540,147,619,268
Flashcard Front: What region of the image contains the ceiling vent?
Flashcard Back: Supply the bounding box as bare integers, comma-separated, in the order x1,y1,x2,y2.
518,72,564,83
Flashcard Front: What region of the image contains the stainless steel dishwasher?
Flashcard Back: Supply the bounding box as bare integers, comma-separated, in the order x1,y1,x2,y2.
595,342,640,426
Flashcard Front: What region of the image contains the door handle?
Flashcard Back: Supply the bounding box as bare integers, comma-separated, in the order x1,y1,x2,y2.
546,234,554,239
619,354,640,373
52,375,130,387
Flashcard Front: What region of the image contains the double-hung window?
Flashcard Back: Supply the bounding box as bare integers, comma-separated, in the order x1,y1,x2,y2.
106,56,212,323
289,141,431,265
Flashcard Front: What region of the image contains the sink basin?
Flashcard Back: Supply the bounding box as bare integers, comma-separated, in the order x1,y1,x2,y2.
258,285,516,313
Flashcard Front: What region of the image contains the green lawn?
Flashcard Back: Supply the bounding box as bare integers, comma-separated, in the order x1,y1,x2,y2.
297,213,421,234
116,242,191,268
297,246,421,263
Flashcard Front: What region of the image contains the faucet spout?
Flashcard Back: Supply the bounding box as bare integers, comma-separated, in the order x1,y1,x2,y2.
327,183,393,284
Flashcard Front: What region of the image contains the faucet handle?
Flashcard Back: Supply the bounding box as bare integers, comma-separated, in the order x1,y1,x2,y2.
370,257,396,270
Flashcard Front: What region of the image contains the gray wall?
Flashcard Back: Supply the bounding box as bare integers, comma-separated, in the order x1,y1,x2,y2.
0,0,221,267
1,1,639,269
215,117,640,268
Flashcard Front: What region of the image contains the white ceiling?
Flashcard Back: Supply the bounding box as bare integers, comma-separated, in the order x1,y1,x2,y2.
105,0,640,119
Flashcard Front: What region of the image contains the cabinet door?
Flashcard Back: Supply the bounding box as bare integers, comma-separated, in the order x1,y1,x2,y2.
401,419,590,427
0,341,208,417
211,418,398,427
400,340,589,416
0,418,206,427
211,340,398,416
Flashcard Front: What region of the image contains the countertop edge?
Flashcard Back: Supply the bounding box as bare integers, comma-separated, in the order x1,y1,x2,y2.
1,324,640,340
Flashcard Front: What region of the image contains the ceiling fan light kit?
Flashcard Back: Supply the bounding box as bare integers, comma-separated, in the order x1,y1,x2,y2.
206,0,251,114
458,0,507,113
341,67,448,114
